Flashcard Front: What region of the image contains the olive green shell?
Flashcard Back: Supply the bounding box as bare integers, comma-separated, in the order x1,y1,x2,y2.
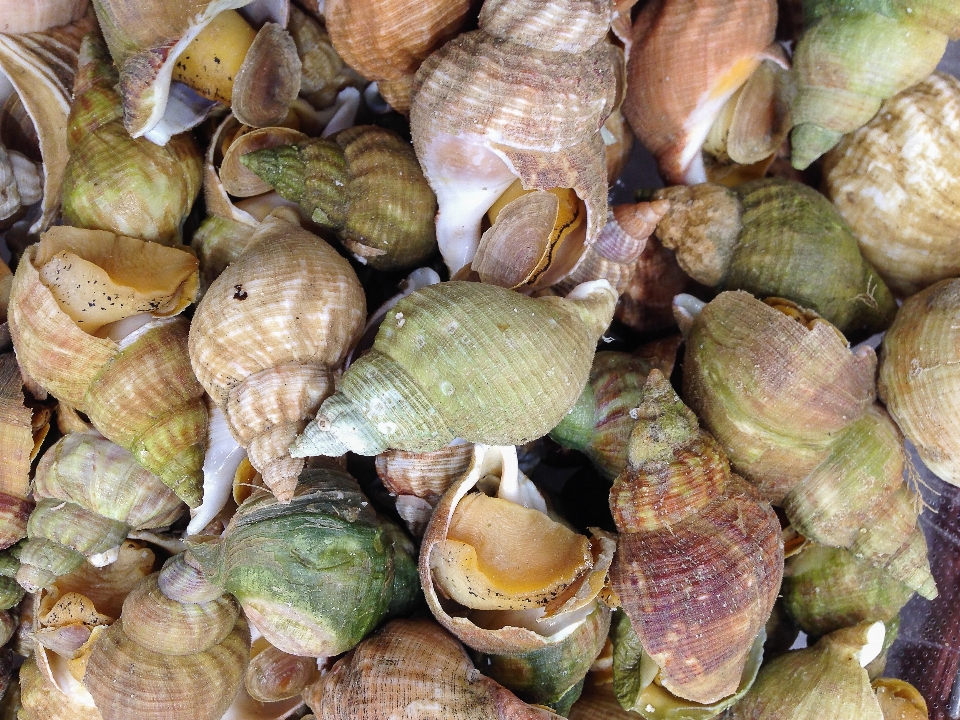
61,35,202,244
241,126,438,271
0,546,24,611
656,179,896,339
473,602,611,715
189,468,421,657
782,544,913,637
790,0,960,169
293,280,617,458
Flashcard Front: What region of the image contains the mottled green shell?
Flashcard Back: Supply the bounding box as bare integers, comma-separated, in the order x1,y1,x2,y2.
61,35,202,244
790,0,960,168
782,544,913,637
294,281,616,457
241,126,438,271
474,602,610,714
190,469,421,657
612,611,765,720
0,546,24,611
725,180,896,339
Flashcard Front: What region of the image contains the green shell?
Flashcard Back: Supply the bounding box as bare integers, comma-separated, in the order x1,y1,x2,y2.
61,35,202,244
782,543,913,637
0,545,24,611
612,611,765,720
474,603,611,715
292,280,617,458
189,468,421,657
241,126,438,271
790,0,960,169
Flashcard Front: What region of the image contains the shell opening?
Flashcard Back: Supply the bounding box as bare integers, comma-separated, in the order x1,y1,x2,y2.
856,621,886,668
171,10,257,104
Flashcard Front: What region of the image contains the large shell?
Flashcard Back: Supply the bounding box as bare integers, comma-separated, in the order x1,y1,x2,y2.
292,280,616,458
680,292,937,599
188,208,365,502
409,0,618,276
325,0,472,114
83,567,251,720
654,179,897,340
61,35,203,245
189,468,421,657
622,0,779,184
303,618,564,719
90,0,295,142
879,277,960,488
0,14,93,234
8,227,206,506
789,1,960,169
16,434,185,593
609,371,782,704
823,72,960,297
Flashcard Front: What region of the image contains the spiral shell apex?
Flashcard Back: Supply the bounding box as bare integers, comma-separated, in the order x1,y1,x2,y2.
292,280,617,458
610,370,783,704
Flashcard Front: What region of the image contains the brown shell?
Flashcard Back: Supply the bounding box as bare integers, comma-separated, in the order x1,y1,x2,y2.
615,234,689,333
303,619,564,720
609,371,783,704
376,443,474,502
623,0,777,184
188,209,366,501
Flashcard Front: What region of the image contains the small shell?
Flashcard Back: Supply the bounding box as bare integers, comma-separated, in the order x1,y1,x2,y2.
615,234,689,333
622,0,778,183
188,209,365,501
245,638,319,702
292,280,617,458
326,0,472,113
824,72,960,298
288,6,363,110
303,618,564,719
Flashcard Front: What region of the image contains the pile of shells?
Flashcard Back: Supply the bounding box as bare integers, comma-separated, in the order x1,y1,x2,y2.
0,0,957,717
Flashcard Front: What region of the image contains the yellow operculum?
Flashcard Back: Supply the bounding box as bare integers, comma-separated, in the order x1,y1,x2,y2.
172,10,257,104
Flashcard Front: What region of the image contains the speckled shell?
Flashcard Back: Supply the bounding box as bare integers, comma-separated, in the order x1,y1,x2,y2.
681,292,937,599
879,278,960,488
623,0,778,184
0,14,93,234
325,0,471,113
824,72,960,297
790,0,960,169
83,570,250,720
16,434,185,593
610,371,782,704
292,280,616,458
188,209,366,502
303,618,565,720
409,0,617,276
8,235,207,507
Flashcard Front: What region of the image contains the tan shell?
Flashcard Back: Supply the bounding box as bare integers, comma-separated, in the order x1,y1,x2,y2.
420,444,616,656
20,655,103,720
326,0,471,113
623,0,778,184
188,208,366,502
0,0,89,34
0,352,35,546
303,618,564,719
410,0,618,277
824,72,960,297
7,229,207,507
0,14,94,234
220,126,307,198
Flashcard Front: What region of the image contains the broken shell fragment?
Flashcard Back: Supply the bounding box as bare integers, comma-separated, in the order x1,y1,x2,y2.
293,280,616,458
